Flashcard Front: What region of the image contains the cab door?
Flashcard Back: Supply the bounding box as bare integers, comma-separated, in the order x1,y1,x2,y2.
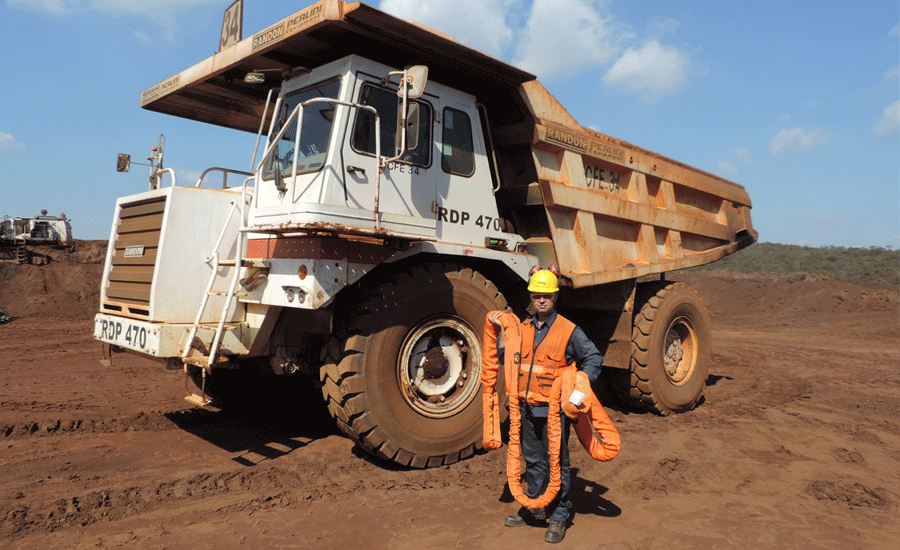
341,74,437,236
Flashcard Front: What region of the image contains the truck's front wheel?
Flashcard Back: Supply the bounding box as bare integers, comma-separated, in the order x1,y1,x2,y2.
321,263,506,468
629,282,711,415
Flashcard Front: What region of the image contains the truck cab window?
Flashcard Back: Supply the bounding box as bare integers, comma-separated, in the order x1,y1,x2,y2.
264,79,341,179
441,107,474,177
351,84,431,166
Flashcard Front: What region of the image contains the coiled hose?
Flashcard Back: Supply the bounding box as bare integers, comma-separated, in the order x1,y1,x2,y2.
482,311,621,510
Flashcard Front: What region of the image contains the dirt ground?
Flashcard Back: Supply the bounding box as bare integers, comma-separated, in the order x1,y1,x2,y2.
0,242,897,549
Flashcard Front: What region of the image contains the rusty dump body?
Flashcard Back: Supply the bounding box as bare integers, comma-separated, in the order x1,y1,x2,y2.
141,0,755,289
517,81,757,286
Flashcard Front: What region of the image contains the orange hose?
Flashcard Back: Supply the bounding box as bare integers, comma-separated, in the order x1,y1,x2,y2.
559,367,621,461
482,311,620,510
506,384,563,509
481,392,502,451
481,315,503,450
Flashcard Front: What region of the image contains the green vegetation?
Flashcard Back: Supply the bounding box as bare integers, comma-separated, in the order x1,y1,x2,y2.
690,242,899,288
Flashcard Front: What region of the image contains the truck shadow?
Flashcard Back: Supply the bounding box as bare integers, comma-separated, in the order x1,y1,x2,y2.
165,368,725,470
165,373,341,466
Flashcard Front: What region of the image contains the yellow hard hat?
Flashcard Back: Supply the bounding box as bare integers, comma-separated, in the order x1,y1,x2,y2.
528,269,559,293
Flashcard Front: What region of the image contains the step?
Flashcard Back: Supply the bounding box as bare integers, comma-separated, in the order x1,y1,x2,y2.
184,393,213,408
218,259,270,268
181,355,240,369
182,356,211,368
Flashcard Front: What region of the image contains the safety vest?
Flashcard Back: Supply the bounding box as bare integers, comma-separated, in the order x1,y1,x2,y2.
518,316,576,404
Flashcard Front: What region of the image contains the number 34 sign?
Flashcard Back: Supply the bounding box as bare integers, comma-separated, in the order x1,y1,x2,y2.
220,0,243,51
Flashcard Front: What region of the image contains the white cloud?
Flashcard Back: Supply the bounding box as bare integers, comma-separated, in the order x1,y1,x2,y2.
93,0,222,41
0,132,26,155
717,162,736,177
8,0,221,41
379,0,520,58
513,0,630,80
648,18,680,37
717,147,750,177
176,169,204,186
885,64,899,80
891,23,899,38
769,127,830,157
6,0,76,15
873,100,900,137
731,147,750,165
132,29,152,45
603,39,689,98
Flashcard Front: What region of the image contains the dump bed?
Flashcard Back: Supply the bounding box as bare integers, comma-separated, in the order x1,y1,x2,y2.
140,0,755,288
516,81,757,287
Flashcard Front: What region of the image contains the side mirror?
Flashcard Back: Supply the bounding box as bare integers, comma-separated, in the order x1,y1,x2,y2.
243,72,266,84
396,102,420,153
116,154,131,172
398,65,428,99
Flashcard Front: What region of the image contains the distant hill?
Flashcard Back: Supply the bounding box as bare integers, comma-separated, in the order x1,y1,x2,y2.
689,242,899,288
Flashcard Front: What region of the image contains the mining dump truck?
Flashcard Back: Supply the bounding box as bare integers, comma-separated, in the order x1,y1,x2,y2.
1,211,73,264
94,0,756,468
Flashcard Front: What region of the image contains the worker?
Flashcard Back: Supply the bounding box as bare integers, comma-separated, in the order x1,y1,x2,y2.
490,265,603,544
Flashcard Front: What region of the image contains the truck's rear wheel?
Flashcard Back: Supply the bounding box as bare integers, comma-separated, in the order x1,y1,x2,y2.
630,282,710,415
321,263,506,468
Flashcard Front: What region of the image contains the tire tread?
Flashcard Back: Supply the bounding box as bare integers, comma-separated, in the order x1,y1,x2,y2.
627,282,710,415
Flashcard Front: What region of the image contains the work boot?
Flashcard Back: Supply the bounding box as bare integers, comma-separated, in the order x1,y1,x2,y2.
504,514,526,527
544,520,567,543
504,507,546,527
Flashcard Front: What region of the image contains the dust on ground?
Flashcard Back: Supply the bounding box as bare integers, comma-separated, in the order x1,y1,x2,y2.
1,241,897,549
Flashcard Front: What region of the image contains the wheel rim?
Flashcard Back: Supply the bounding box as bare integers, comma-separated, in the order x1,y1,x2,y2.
663,315,698,386
398,316,482,419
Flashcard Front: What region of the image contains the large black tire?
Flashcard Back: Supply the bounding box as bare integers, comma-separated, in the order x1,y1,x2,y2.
320,263,506,468
630,282,711,415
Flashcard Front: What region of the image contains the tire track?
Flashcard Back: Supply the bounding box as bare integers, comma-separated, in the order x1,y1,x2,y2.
1,447,505,540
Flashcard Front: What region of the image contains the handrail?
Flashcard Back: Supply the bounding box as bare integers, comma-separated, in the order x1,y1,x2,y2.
477,103,503,195
194,167,254,188
250,88,275,172
206,181,254,364
156,167,177,188
204,200,240,264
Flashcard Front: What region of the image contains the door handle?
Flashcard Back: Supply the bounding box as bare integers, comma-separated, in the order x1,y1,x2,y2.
347,165,366,175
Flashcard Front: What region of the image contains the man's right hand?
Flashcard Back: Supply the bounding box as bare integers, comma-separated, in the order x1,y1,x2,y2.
488,311,504,329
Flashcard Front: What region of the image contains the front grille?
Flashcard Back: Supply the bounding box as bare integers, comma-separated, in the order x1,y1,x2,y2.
103,197,166,318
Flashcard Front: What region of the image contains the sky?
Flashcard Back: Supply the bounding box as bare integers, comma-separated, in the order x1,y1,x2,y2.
1,0,898,248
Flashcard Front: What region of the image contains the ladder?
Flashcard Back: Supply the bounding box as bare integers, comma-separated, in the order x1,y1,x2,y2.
181,180,254,406
15,243,27,264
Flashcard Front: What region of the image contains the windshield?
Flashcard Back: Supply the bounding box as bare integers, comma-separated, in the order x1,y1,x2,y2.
264,78,341,179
